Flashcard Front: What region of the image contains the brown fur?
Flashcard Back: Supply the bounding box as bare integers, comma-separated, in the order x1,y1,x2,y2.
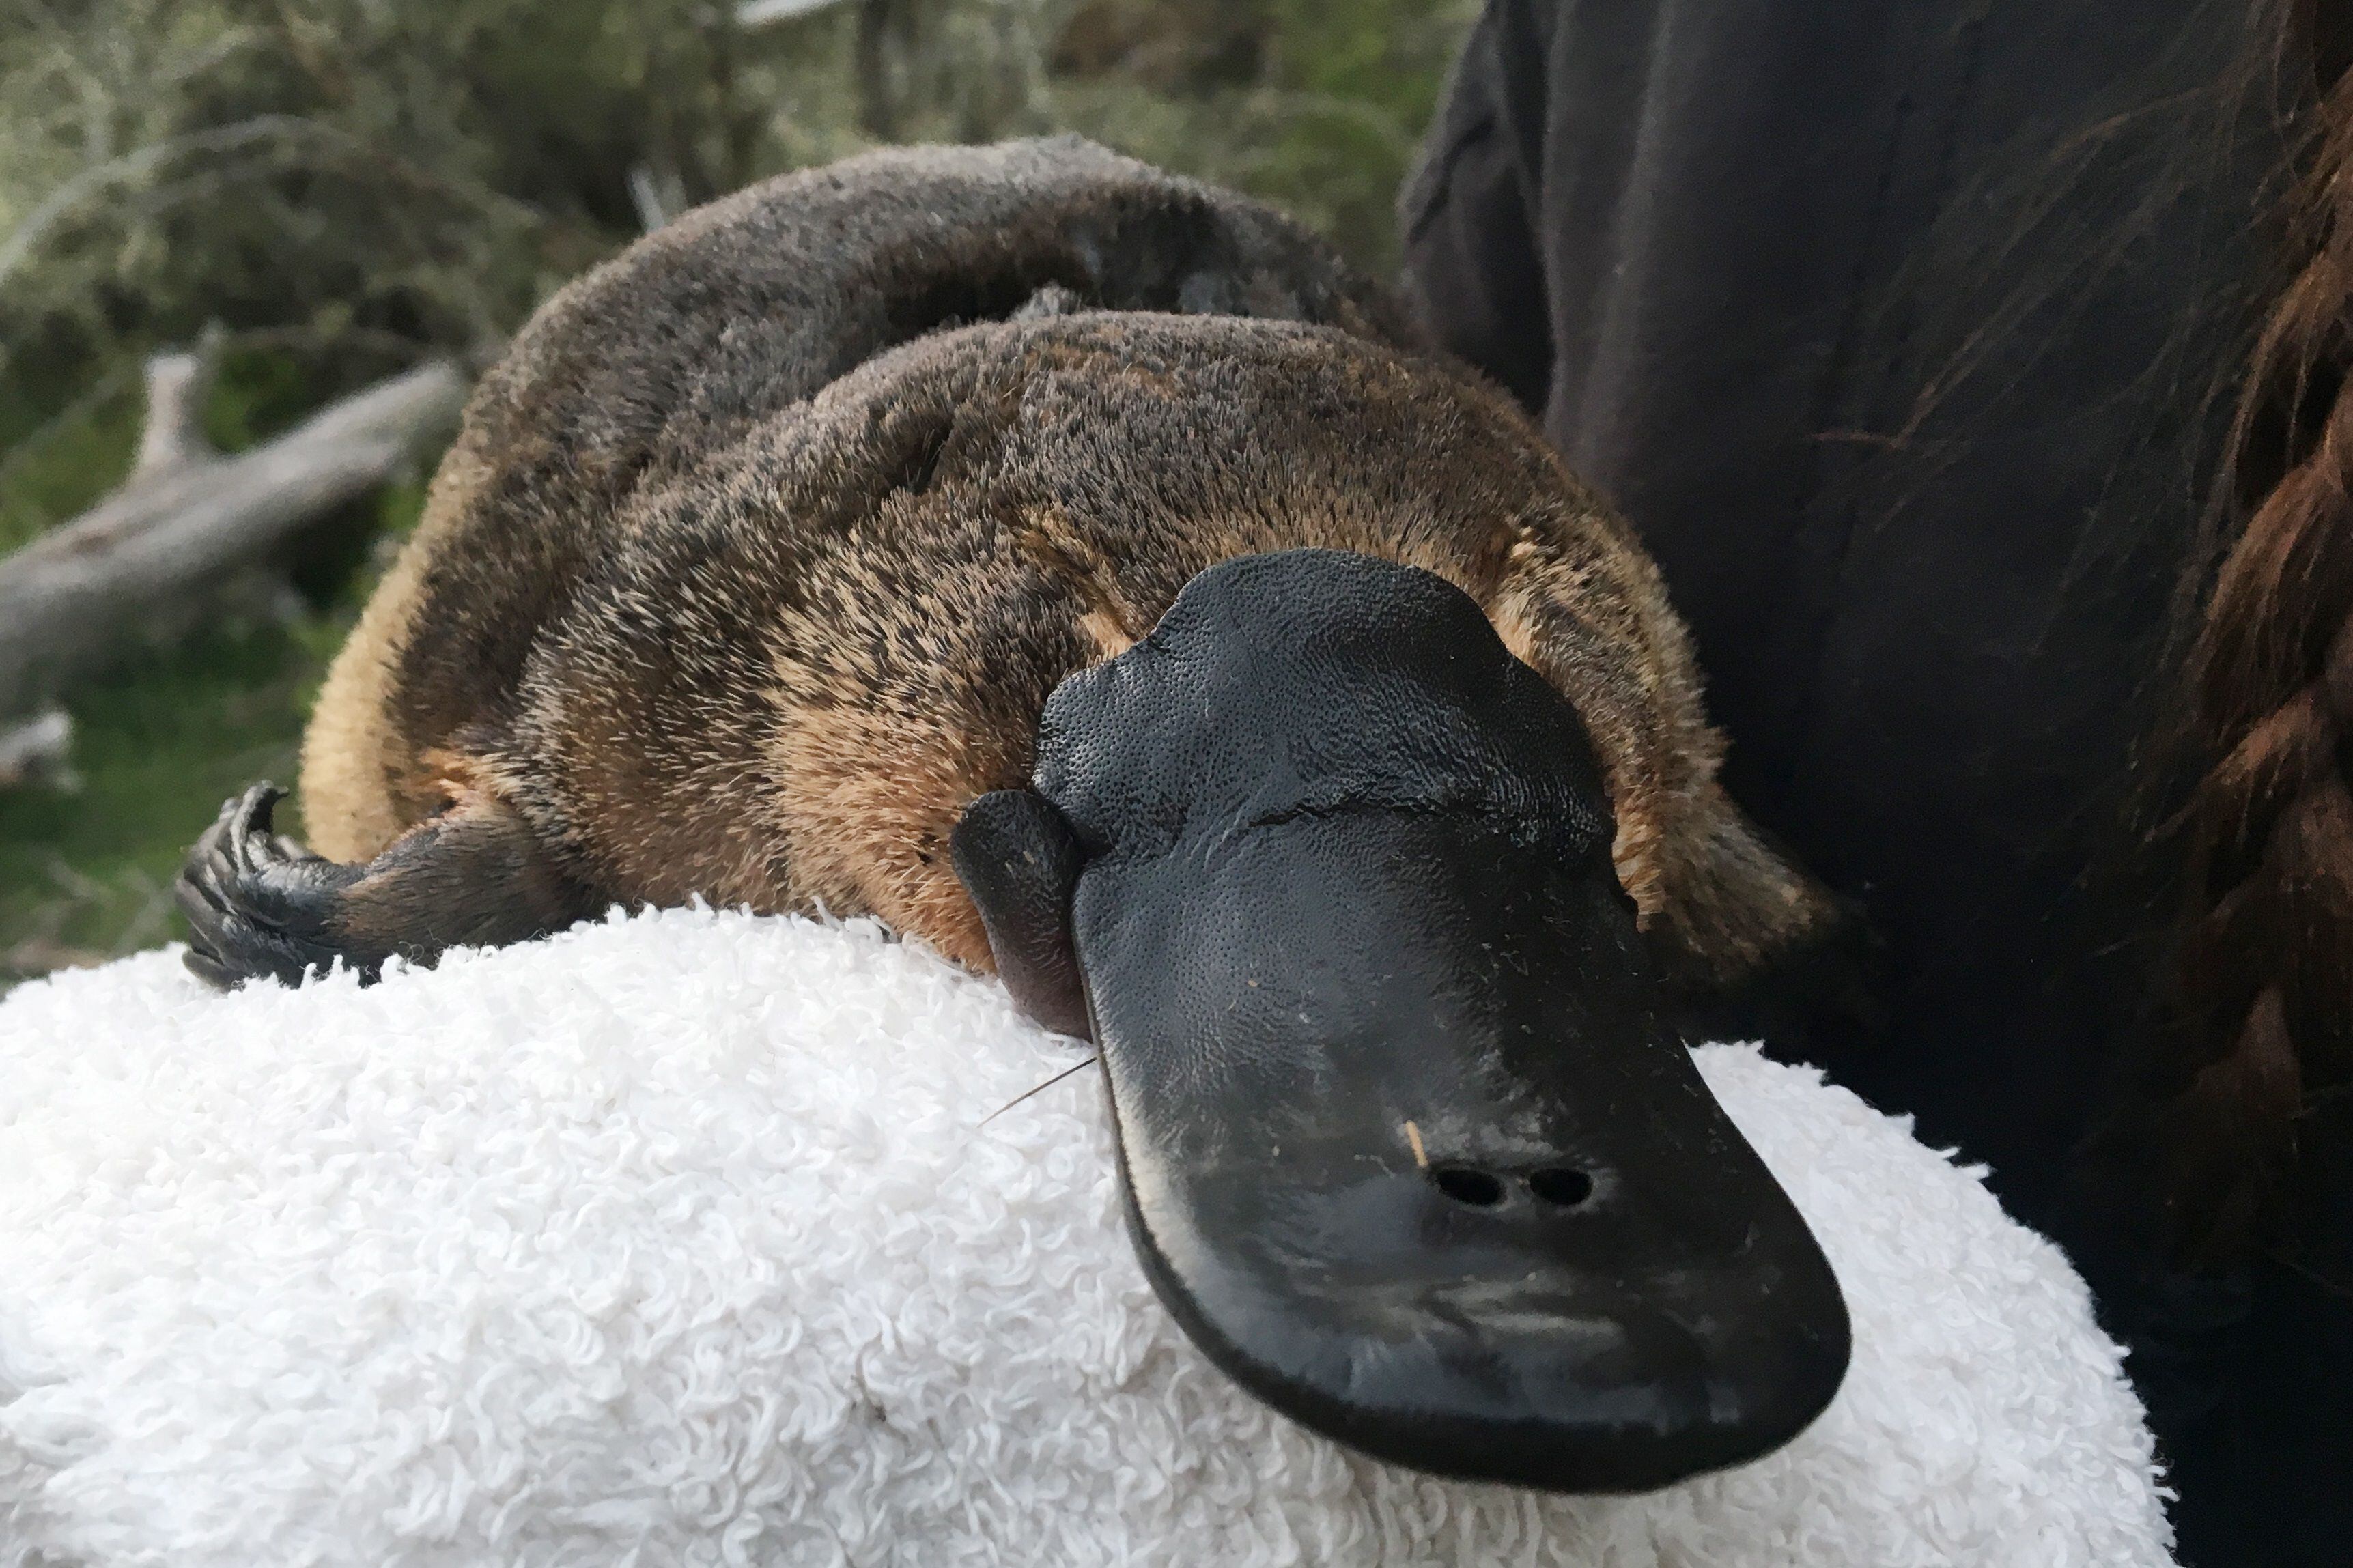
292,139,1837,993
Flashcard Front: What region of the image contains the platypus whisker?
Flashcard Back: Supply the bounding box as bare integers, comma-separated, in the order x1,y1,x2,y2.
981,1054,1101,1128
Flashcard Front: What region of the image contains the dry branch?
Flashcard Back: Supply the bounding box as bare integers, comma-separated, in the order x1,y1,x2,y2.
737,0,856,25
0,357,468,720
0,709,72,788
131,330,224,479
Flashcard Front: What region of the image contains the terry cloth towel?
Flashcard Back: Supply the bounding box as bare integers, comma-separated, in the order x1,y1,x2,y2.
0,906,2172,1566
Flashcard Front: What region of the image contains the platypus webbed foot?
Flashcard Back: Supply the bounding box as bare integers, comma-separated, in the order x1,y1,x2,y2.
177,782,594,990
957,549,1850,1492
178,784,375,988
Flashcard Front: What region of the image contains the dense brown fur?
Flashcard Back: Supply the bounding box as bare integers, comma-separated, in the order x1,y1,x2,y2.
276,139,1835,995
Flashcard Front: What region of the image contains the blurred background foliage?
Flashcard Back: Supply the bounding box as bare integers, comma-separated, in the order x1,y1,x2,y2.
0,0,1475,983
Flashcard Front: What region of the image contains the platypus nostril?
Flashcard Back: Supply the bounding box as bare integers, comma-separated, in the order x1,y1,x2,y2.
1430,1165,1506,1207
1527,1166,1595,1208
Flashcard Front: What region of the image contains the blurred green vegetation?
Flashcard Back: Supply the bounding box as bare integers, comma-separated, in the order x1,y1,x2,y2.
0,602,339,981
0,0,1474,984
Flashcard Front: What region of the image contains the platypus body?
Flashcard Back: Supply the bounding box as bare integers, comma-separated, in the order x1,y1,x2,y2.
180,137,1850,1492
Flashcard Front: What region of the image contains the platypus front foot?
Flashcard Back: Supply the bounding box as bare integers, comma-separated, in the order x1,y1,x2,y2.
175,783,374,989
176,778,602,991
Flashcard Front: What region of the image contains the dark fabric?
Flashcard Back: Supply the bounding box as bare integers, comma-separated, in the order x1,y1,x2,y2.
1400,3,2349,1564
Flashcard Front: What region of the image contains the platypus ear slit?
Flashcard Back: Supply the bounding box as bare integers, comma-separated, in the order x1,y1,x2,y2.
950,789,1093,1040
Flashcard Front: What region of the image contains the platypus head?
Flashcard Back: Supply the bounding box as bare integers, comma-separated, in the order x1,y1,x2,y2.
951,548,1848,1492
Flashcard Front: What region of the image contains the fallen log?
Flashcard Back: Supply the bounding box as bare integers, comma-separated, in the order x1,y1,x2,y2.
0,354,467,720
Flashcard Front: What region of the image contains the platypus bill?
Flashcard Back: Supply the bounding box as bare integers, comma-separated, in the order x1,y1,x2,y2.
958,549,1847,1491
177,137,1850,1492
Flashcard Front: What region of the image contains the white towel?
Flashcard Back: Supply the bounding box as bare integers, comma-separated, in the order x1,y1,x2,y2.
0,905,2172,1566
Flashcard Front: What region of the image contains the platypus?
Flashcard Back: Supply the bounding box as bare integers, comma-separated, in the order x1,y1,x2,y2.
178,137,1850,1492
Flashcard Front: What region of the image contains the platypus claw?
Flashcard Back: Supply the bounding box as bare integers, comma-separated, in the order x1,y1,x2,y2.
175,783,369,990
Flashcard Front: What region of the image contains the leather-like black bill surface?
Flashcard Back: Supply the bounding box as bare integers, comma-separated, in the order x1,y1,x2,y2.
960,550,1849,1492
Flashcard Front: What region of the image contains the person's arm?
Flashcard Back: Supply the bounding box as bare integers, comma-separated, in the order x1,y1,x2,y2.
1398,0,1553,414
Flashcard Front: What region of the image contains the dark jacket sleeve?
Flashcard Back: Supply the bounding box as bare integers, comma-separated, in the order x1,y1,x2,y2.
1396,0,1553,414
